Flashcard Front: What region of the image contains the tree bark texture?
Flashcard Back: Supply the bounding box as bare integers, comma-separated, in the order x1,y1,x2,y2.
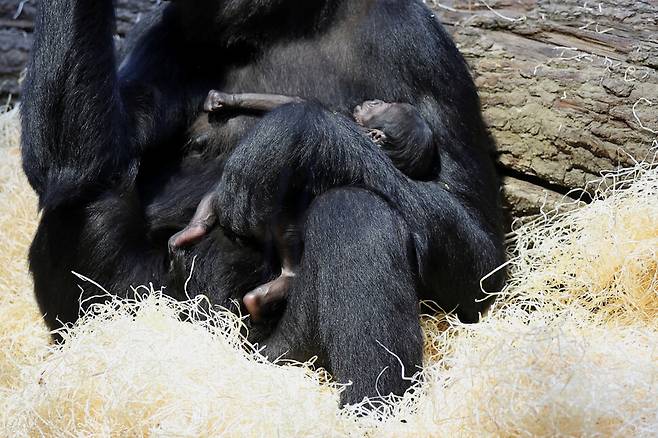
432,0,657,219
0,0,656,220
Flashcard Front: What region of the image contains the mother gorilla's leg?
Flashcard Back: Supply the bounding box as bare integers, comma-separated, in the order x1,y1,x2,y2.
176,101,502,403
260,188,423,406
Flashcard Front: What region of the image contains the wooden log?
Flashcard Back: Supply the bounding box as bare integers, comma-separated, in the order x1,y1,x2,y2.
429,0,657,219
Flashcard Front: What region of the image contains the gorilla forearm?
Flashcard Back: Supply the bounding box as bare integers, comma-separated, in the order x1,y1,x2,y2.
204,91,305,112
21,2,192,209
21,0,131,207
21,1,190,330
213,103,408,235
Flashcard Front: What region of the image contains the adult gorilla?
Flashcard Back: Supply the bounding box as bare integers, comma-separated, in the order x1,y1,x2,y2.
21,0,505,405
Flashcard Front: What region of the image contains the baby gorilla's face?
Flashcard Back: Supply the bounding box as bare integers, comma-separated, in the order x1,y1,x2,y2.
353,100,393,127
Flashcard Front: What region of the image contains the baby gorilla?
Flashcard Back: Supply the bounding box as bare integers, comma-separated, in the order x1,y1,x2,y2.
172,90,436,321
352,99,435,179
204,91,436,180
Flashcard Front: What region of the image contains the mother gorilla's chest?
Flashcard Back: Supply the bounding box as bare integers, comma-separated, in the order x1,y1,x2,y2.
219,36,376,113
181,38,369,157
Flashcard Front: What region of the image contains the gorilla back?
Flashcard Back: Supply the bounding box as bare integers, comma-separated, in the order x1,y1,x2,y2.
21,0,505,405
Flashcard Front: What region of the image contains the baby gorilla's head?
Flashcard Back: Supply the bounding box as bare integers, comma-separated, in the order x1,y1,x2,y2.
353,100,393,126
353,100,436,180
353,100,420,142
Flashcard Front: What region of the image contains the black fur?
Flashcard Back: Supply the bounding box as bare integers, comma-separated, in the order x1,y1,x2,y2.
21,0,505,406
369,103,436,180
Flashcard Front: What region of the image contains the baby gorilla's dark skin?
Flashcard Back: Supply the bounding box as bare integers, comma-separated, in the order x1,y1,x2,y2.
172,90,436,321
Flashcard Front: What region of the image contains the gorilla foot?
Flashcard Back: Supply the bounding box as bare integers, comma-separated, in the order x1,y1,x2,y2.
243,270,294,322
